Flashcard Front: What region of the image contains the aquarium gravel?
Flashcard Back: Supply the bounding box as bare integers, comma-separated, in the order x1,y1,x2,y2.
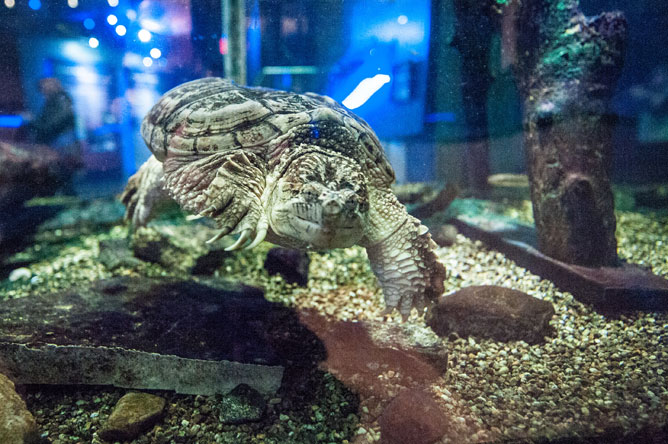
3,199,668,443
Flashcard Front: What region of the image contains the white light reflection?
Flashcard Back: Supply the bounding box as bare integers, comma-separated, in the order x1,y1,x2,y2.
107,14,118,26
138,29,151,42
342,74,391,110
88,37,99,48
116,25,127,36
149,48,161,58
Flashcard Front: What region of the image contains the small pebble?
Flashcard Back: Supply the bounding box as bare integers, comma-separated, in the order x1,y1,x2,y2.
8,267,31,282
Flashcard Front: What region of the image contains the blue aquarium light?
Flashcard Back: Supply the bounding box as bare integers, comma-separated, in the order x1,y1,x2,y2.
0,115,23,128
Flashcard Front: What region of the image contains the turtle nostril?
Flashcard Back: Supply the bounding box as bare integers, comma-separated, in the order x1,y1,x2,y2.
322,199,342,216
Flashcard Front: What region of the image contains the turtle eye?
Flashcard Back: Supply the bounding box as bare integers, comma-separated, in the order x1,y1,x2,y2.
301,184,319,200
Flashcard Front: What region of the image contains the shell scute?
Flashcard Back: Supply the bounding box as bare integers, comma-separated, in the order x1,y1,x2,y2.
142,77,395,185
234,121,282,147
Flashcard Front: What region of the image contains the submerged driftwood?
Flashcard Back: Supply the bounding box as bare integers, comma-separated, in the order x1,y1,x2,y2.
508,0,627,266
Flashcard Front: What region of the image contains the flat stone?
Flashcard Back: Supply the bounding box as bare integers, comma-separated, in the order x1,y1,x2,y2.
217,384,266,425
298,311,447,398
0,373,39,444
379,388,448,444
0,277,285,395
98,392,166,442
264,247,310,286
427,285,556,344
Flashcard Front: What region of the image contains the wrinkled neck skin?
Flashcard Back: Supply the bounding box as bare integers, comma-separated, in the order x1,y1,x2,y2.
263,151,368,251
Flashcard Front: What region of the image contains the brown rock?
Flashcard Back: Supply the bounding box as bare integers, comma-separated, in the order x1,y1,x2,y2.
0,373,39,444
298,311,447,399
98,392,166,442
427,285,555,344
379,388,448,444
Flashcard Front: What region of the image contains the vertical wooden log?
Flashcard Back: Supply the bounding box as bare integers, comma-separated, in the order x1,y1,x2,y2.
451,0,495,194
222,0,247,85
511,0,627,266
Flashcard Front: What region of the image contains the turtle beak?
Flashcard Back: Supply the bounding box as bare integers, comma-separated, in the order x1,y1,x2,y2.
320,191,344,217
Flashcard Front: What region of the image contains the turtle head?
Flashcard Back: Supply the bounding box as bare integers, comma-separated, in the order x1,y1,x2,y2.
268,152,368,249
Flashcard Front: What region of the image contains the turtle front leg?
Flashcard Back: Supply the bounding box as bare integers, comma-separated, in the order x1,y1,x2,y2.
120,155,173,227
163,151,268,250
362,189,446,318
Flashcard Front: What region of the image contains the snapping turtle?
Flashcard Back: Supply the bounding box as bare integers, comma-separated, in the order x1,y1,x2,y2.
121,78,445,316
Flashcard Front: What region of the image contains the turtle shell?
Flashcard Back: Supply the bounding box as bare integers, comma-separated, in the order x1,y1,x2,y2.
141,77,395,185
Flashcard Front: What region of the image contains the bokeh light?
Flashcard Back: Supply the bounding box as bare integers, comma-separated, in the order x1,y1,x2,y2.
397,15,408,25
28,0,41,10
108,0,119,7
115,25,127,36
150,48,161,59
107,14,118,26
138,29,152,42
4,0,15,8
83,18,95,30
88,37,99,48
67,0,78,8
142,57,153,67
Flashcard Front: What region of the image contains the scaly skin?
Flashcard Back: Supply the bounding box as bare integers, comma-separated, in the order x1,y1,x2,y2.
362,188,446,317
120,155,170,227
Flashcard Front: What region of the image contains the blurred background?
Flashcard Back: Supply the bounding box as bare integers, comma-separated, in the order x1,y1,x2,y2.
0,0,667,197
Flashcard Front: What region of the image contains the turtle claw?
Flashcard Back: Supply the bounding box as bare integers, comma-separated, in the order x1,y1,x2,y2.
206,229,229,244
244,218,268,250
225,228,253,251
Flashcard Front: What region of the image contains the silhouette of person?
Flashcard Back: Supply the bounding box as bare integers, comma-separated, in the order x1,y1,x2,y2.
27,77,81,161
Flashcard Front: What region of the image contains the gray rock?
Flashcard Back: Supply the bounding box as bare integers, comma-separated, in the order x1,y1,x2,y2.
131,223,231,273
264,247,310,286
217,384,266,424
0,141,74,209
0,373,39,444
0,277,284,395
431,224,458,247
98,392,166,442
427,285,556,344
39,199,125,231
98,238,143,270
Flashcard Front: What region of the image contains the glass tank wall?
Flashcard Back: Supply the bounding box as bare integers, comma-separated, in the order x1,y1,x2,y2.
0,1,667,443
